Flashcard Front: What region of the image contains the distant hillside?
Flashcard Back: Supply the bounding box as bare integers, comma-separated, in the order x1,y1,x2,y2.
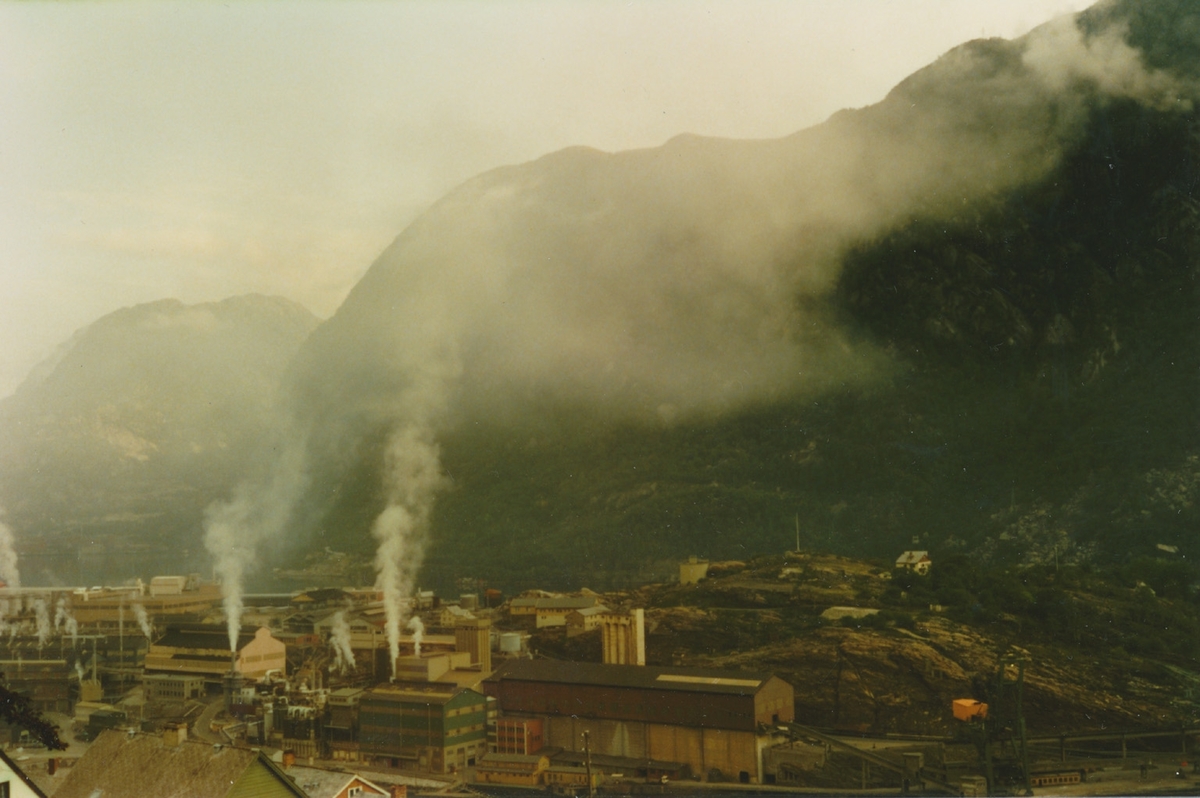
271,0,1200,593
0,295,318,580
531,550,1200,739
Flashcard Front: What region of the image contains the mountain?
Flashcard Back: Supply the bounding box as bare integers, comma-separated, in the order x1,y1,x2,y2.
260,0,1200,594
0,295,318,582
5,0,1199,597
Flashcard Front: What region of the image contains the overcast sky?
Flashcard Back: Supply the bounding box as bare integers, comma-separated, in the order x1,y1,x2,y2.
0,0,1085,398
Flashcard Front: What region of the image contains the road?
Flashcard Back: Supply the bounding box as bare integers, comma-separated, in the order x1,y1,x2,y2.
190,697,224,744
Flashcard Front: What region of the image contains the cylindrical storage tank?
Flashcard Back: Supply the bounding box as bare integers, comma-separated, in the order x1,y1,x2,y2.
460,594,479,611
499,632,522,654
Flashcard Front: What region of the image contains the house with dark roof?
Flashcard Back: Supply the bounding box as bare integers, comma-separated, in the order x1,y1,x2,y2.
484,659,793,784
291,588,352,609
53,729,306,798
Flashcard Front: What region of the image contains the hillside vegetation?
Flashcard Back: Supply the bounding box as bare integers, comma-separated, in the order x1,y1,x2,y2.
529,551,1200,736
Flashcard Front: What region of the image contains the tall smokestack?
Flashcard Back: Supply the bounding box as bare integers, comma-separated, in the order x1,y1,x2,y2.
224,651,242,713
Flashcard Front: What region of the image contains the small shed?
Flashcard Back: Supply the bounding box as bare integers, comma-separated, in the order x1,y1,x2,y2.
679,556,710,585
952,698,988,722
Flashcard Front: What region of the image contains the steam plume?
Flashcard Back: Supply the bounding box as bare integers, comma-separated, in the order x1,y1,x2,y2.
0,509,21,592
330,610,355,674
132,602,153,639
204,434,308,652
32,598,50,648
54,598,78,645
205,7,1196,651
74,661,85,682
374,426,444,676
406,615,424,660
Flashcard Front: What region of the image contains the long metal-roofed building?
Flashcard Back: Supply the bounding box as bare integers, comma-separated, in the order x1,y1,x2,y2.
483,659,793,784
143,624,285,682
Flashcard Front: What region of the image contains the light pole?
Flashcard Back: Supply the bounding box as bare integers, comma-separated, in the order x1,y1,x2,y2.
583,729,594,798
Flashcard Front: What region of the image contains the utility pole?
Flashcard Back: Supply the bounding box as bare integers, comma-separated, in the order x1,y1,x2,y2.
583,730,594,798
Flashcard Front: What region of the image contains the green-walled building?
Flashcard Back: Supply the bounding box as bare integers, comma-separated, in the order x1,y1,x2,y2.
359,684,488,774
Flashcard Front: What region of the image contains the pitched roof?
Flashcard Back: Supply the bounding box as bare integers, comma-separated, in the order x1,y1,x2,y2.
485,659,777,697
535,597,598,610
292,588,350,604
362,685,483,706
0,746,49,797
895,551,931,566
285,764,388,797
54,731,305,798
153,624,258,652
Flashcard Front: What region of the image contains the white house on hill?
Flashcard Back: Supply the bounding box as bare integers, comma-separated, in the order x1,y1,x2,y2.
895,551,932,575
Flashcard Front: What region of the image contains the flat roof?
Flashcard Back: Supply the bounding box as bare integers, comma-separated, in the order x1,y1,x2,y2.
485,659,777,697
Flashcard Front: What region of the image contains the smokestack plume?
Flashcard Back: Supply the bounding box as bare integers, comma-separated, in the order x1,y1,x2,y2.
54,598,78,646
373,423,445,677
32,597,50,648
132,602,153,639
204,434,309,652
406,615,424,659
0,509,21,594
330,610,355,674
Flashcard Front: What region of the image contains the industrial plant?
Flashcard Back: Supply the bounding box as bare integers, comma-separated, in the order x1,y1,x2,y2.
0,548,1191,798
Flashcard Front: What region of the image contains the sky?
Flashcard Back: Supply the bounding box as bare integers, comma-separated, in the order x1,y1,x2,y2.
0,0,1086,399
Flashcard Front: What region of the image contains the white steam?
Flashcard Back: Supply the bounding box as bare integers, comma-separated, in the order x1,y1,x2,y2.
203,8,1196,652
1023,16,1190,111
204,434,309,652
54,598,78,646
406,615,425,660
0,509,21,591
330,610,355,674
32,597,50,648
132,602,153,639
373,424,445,677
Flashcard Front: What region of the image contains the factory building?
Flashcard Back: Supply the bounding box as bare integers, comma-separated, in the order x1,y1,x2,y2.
143,625,285,682
453,617,491,674
484,660,794,784
68,580,222,625
142,673,204,705
0,658,72,714
509,594,601,626
325,687,365,760
495,717,543,755
358,684,488,774
600,609,645,666
566,605,610,632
